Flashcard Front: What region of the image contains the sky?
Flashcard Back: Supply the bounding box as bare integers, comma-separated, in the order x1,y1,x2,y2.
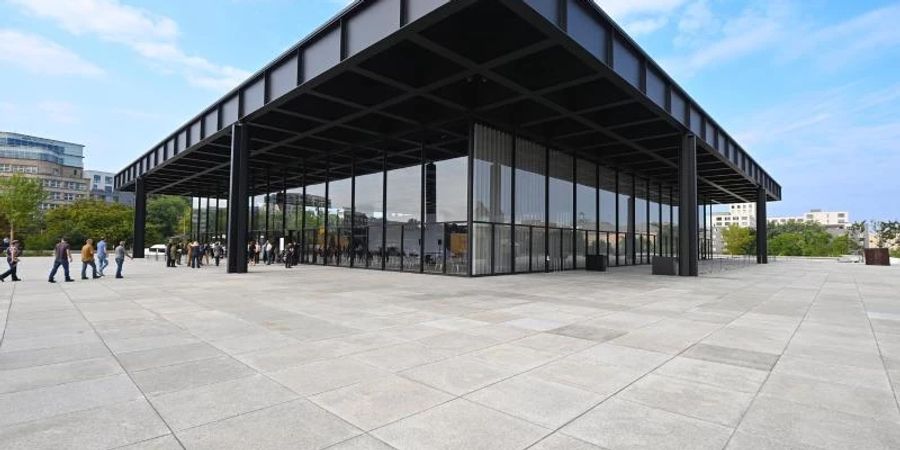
1,0,898,220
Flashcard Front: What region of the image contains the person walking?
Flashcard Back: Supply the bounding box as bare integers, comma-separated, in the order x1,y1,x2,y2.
81,239,100,280
0,239,22,282
96,237,109,277
190,241,201,268
213,242,223,266
114,241,132,278
48,237,75,283
203,242,211,266
265,240,274,265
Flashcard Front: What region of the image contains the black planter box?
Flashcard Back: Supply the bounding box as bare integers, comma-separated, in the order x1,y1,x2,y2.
652,256,679,276
586,255,608,271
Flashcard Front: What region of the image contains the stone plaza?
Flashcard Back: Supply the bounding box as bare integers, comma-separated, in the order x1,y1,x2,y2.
0,258,898,449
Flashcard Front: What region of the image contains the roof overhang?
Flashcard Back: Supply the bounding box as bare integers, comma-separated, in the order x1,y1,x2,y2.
116,0,781,204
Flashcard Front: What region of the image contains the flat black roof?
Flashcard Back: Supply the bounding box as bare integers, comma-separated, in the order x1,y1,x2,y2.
116,0,781,204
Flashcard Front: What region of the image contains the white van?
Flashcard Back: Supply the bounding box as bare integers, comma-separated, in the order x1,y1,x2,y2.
147,244,167,257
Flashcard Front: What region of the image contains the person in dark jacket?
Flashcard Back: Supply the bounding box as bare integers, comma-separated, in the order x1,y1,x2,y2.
0,240,21,282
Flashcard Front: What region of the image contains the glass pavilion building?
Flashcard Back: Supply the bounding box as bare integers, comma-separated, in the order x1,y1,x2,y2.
116,0,781,277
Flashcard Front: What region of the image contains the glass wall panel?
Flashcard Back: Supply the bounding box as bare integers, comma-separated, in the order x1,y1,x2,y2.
548,149,574,271
472,124,512,275
515,137,546,272
673,204,680,258
446,223,468,275
514,226,531,272
532,227,546,272
473,223,492,275
599,166,616,232
576,230,588,266
328,176,353,267
473,125,512,223
386,165,421,271
576,160,597,232
548,228,561,271
634,179,648,265
494,224,511,274
354,171,383,269
650,184,660,257
617,173,632,265
423,152,468,274
303,183,327,265
548,150,573,229
515,138,546,227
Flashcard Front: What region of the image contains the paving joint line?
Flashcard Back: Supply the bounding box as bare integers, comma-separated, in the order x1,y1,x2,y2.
0,281,16,348
720,267,827,449
854,273,900,416
56,281,190,450
525,263,793,449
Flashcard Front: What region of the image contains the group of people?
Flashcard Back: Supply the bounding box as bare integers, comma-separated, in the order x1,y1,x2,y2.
46,237,132,283
247,239,278,266
165,240,224,269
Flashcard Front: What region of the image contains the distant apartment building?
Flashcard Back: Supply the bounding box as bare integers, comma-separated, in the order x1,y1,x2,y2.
770,209,850,230
0,131,88,210
85,170,135,206
710,203,756,254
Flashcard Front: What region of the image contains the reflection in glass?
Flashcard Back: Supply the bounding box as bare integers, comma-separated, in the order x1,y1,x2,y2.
354,171,383,269
328,176,352,267
386,165,421,271
303,183,326,265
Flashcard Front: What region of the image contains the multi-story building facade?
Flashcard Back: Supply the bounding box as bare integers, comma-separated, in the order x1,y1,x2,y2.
770,209,849,229
711,203,756,254
85,170,135,206
0,131,88,210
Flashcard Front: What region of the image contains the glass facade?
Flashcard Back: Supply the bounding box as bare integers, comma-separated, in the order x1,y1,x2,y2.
267,122,681,276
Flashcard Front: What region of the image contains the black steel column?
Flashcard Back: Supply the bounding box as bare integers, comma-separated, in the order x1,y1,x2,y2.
205,197,210,243
466,123,474,276
214,195,220,241
678,134,699,276
419,142,425,273
281,172,287,239
756,186,768,264
544,145,549,272
195,197,202,242
133,176,146,258
227,123,249,274
265,170,271,242
510,133,517,272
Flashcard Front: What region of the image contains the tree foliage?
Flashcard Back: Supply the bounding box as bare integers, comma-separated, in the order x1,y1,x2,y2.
0,174,46,240
38,200,133,249
722,224,755,256
766,221,858,257
873,220,900,249
146,195,191,245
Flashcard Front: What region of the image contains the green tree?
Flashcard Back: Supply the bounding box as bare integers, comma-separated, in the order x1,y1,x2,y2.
42,200,133,249
874,220,900,249
830,234,856,256
146,195,191,244
0,174,46,240
769,232,804,256
722,224,754,256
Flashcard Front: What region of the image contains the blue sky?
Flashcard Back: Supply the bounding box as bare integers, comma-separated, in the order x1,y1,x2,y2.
1,0,898,219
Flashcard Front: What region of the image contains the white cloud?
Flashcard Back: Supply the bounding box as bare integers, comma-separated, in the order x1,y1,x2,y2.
595,0,688,19
659,1,900,78
733,83,900,217
594,0,687,35
782,4,900,70
37,100,79,124
0,29,104,77
9,0,250,91
661,2,789,77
